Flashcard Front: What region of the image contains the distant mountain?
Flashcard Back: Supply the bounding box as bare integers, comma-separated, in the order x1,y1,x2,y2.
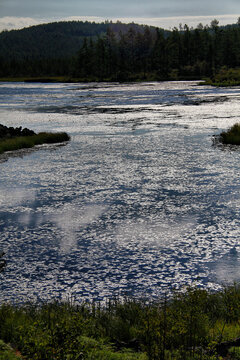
0,20,157,61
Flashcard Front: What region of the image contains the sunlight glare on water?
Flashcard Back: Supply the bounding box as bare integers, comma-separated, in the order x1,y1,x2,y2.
0,81,240,303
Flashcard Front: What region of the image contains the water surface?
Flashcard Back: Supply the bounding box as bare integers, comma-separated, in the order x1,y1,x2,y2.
0,81,240,303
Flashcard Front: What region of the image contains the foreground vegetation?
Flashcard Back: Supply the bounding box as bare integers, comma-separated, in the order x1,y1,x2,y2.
219,123,240,145
0,124,70,155
0,285,240,359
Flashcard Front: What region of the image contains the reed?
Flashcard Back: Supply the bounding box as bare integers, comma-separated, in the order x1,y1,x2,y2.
220,123,240,145
0,132,70,155
0,284,239,359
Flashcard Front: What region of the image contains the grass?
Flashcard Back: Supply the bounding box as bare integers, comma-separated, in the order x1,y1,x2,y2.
0,72,204,83
202,67,240,87
219,123,240,145
0,132,70,155
229,347,240,360
0,76,74,83
0,74,158,83
0,340,21,359
0,285,240,359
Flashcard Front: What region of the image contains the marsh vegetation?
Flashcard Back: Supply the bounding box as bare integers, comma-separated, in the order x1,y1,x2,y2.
0,124,70,155
0,285,240,359
218,123,240,145
203,68,240,87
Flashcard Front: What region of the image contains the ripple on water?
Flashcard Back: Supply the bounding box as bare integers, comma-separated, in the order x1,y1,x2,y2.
0,81,240,303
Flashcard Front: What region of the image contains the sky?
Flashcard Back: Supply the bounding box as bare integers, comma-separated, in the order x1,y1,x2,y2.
0,0,240,31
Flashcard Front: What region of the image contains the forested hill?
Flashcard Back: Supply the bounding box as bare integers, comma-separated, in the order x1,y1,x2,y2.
0,21,155,60
1,19,240,82
0,21,108,60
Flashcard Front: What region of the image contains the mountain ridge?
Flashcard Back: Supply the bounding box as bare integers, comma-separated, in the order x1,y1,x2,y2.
0,20,158,60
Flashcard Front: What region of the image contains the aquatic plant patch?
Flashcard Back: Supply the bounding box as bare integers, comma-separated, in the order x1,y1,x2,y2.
0,131,70,154
219,123,240,145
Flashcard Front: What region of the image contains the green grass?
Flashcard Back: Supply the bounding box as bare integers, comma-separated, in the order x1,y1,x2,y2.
202,67,240,87
219,123,240,145
0,76,74,83
0,132,70,155
0,74,158,83
0,285,240,359
0,339,21,359
0,72,203,83
229,347,240,360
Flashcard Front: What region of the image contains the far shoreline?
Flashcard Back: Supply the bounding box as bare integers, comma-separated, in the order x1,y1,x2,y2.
0,76,231,87
0,75,205,84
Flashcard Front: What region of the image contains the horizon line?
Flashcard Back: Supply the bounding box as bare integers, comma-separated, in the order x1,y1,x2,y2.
0,14,239,32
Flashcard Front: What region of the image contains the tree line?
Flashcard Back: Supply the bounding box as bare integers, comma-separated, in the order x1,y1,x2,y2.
74,19,240,81
1,19,240,81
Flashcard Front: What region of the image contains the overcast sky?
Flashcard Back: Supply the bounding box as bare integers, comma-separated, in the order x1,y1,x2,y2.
0,0,240,31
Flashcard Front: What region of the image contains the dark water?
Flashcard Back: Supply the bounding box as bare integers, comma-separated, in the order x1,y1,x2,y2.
0,81,240,303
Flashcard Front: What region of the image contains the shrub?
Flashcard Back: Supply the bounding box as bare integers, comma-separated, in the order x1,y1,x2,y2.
220,123,240,145
0,339,21,359
0,285,240,359
229,347,240,360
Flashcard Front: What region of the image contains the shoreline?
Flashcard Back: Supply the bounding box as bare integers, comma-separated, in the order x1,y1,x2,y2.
0,124,70,156
0,75,205,84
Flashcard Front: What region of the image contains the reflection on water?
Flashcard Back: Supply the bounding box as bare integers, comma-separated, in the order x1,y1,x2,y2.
0,81,240,303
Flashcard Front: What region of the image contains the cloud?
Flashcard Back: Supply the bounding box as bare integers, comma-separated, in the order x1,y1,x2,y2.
114,216,197,248
0,13,238,32
0,16,41,31
111,14,239,29
209,247,240,284
147,14,239,29
52,204,106,253
0,187,36,208
2,0,240,18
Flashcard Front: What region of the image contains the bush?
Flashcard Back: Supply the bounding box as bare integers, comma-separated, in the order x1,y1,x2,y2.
204,67,240,86
219,123,240,145
0,339,21,359
229,347,240,360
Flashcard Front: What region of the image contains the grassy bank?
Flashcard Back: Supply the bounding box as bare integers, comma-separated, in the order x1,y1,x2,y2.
0,75,156,83
202,67,240,87
0,77,74,83
0,285,240,359
219,123,240,145
0,132,70,155
0,73,203,83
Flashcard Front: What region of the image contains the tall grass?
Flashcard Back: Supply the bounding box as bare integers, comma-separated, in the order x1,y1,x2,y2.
203,67,240,86
0,132,70,155
220,123,240,145
0,285,240,359
0,340,20,359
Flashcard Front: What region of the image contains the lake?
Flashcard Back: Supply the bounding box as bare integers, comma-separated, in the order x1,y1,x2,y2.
0,80,240,303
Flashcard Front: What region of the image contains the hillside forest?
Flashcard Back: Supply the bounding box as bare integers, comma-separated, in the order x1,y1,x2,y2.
1,19,240,81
